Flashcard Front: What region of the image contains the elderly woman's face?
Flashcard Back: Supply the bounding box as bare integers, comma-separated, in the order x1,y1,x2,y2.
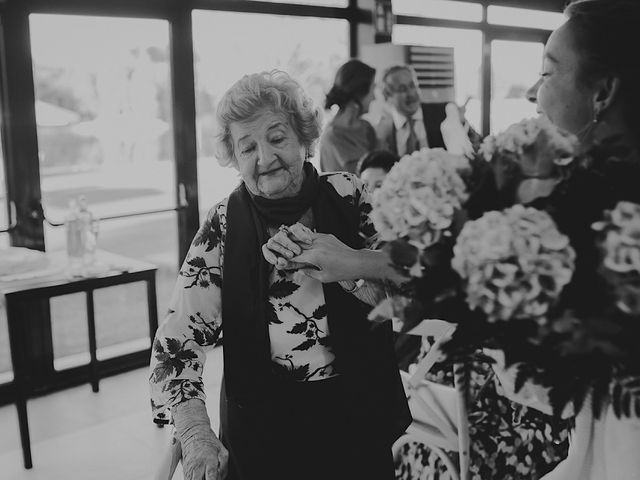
526,22,595,134
231,110,306,199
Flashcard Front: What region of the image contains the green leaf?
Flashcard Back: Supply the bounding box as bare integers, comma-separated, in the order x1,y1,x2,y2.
191,328,205,346
292,338,316,351
269,279,299,299
288,322,307,335
266,301,282,325
192,214,222,252
312,305,326,320
153,339,165,354
187,256,207,269
165,337,182,354
385,240,420,269
210,273,222,288
151,363,175,383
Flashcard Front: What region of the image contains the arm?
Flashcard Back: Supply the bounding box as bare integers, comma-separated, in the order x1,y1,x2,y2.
261,174,406,304
264,174,406,297
373,112,395,153
149,203,228,479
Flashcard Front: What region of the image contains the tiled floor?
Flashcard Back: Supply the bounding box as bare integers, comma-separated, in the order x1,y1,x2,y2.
0,347,224,480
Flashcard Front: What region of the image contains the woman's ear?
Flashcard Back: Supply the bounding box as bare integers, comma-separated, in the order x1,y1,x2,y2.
593,75,621,119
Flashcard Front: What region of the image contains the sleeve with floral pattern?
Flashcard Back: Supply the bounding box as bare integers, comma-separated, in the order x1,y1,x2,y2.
148,202,226,425
347,174,390,305
352,174,378,249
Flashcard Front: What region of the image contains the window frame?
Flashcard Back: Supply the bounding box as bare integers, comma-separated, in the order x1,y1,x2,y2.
0,0,363,261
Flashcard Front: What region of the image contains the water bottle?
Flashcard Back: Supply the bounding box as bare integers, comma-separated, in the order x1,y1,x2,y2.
77,195,98,268
65,199,83,275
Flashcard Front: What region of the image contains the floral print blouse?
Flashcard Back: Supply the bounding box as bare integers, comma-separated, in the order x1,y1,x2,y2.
149,171,377,424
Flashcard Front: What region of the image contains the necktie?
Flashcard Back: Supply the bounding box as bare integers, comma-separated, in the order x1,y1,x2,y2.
405,117,419,155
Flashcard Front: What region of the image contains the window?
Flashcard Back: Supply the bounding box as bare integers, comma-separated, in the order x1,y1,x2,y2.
490,40,543,133
488,6,565,30
29,14,178,365
192,10,349,215
393,24,483,132
393,0,483,22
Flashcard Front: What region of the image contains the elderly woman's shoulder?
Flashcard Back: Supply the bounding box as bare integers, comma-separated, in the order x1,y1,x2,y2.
202,197,229,225
320,170,365,197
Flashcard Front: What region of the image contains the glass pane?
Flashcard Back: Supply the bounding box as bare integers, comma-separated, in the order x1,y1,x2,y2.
49,212,178,367
29,15,179,364
92,213,177,358
392,25,483,132
193,11,349,217
490,40,542,133
51,293,89,370
393,0,483,22
30,14,175,237
488,5,565,30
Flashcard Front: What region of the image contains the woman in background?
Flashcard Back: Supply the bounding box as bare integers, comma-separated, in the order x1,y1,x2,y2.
492,1,640,478
319,59,379,174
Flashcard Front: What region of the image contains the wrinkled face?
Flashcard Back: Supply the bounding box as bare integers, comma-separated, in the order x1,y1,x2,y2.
385,69,421,117
231,110,306,199
360,167,387,192
526,22,595,135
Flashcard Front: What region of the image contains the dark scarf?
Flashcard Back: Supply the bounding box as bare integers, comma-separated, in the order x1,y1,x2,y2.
221,162,410,440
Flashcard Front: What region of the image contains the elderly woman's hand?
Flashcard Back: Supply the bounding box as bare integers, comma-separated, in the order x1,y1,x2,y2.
262,223,314,270
173,399,229,480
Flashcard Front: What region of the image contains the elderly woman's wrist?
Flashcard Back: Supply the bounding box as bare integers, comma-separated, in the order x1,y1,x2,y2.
172,399,212,437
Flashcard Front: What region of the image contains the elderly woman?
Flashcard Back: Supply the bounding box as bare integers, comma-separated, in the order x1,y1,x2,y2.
491,1,640,479
149,70,410,480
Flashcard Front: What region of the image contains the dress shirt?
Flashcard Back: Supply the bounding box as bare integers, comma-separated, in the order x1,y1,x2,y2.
391,107,428,157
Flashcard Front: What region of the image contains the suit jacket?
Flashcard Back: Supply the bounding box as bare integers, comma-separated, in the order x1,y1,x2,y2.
377,103,447,156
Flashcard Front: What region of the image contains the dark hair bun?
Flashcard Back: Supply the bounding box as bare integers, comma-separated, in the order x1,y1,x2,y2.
324,86,350,110
325,59,376,110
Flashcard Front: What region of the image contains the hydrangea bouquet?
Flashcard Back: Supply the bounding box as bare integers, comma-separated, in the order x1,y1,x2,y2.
367,147,473,322
371,116,640,418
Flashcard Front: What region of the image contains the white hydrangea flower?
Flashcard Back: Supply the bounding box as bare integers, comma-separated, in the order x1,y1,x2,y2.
480,116,578,171
370,148,469,249
594,201,640,274
452,205,576,323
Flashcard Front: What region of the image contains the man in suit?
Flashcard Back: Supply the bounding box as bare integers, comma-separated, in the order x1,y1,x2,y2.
375,65,447,156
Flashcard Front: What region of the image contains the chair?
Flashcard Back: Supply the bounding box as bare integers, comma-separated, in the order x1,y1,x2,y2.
392,319,470,480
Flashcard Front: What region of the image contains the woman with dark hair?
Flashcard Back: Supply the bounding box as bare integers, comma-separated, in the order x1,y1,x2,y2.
319,59,379,174
489,1,640,478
